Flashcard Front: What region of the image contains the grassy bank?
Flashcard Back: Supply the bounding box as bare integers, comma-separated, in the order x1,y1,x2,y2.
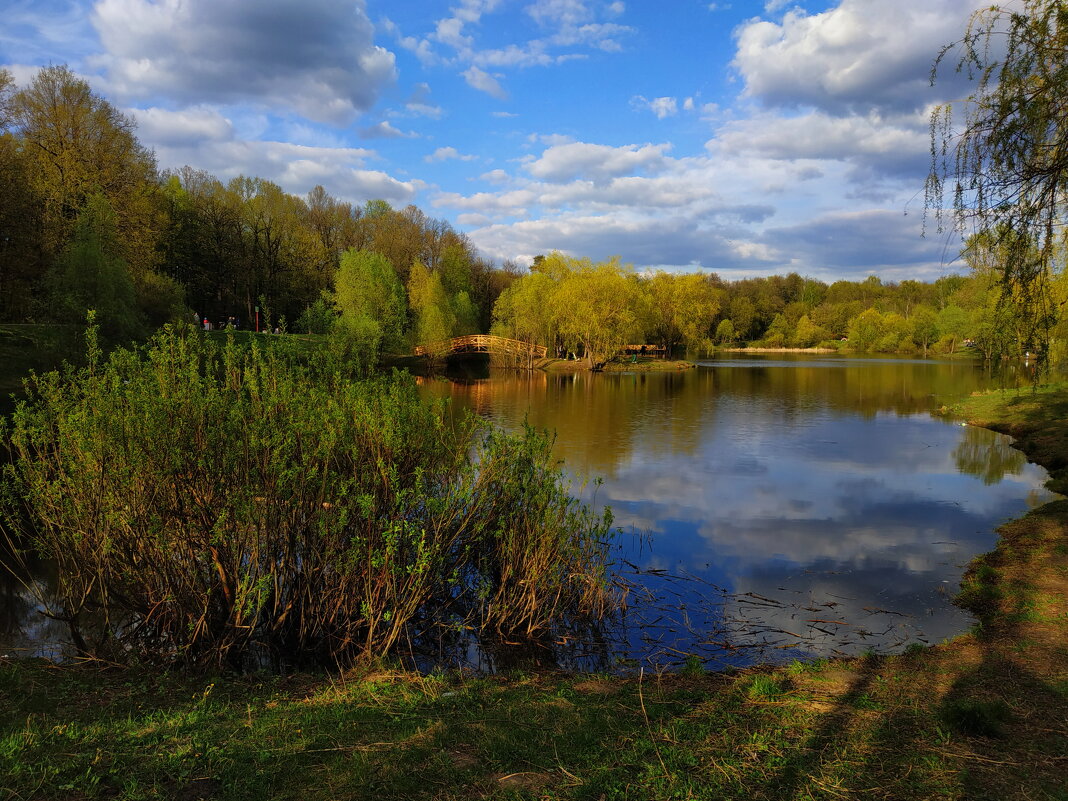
538,357,696,373
2,388,1067,799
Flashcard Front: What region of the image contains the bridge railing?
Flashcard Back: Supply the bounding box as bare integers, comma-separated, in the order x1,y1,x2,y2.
414,335,548,359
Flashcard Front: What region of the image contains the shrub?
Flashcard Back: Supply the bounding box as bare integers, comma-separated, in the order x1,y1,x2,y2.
1,325,618,671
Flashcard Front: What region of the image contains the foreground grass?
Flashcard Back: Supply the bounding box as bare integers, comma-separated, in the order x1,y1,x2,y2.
3,386,1068,800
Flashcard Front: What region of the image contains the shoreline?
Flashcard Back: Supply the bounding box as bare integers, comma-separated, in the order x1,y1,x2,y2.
2,385,1066,798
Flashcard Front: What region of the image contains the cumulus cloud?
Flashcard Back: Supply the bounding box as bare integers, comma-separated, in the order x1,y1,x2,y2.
468,214,759,269
463,65,508,99
716,110,930,179
425,146,479,163
760,209,960,278
359,121,416,139
524,141,672,183
733,0,986,115
400,83,444,119
90,0,396,124
633,95,678,119
132,107,419,205
130,106,234,146
390,0,632,87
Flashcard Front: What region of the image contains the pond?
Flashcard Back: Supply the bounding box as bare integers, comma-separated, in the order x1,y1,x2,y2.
419,354,1061,671
0,354,1060,672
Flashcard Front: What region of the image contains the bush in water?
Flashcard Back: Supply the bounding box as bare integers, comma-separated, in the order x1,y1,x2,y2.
1,324,618,671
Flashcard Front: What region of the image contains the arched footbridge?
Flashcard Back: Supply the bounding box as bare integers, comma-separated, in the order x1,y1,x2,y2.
414,334,548,360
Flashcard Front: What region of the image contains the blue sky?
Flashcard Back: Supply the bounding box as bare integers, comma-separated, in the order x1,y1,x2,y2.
1,0,989,281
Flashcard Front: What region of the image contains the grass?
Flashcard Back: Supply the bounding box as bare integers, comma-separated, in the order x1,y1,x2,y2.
3,384,1068,799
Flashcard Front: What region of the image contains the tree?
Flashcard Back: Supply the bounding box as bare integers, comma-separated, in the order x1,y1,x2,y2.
332,249,407,350
715,318,736,345
9,66,162,276
911,306,940,358
491,270,558,348
847,308,884,352
791,314,827,348
928,2,1068,356
551,255,642,368
47,194,142,341
0,72,43,320
645,271,720,357
408,259,456,357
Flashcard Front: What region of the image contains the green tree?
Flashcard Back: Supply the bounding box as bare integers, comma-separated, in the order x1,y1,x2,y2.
937,304,969,353
728,296,756,341
929,1,1068,355
645,271,720,357
791,314,827,348
551,255,642,368
715,318,736,346
408,259,456,357
911,306,941,358
332,249,407,350
47,195,142,341
491,270,558,349
9,66,162,278
847,308,884,352
762,313,791,347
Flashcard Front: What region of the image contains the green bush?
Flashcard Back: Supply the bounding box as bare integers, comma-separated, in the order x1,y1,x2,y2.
1,325,618,671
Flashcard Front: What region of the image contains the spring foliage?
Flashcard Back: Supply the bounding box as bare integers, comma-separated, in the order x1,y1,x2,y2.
928,1,1068,356
1,325,618,670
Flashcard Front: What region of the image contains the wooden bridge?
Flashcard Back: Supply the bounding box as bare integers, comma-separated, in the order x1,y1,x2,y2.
414,334,548,360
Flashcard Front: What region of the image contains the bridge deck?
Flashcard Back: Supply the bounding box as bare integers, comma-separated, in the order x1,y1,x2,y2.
414,334,548,359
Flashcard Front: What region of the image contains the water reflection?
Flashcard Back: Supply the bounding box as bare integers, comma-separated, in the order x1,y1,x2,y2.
3,355,1058,670
0,544,67,659
423,355,1060,670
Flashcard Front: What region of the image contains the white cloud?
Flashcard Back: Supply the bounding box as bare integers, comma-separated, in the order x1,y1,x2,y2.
426,146,479,163
90,0,396,124
733,0,986,115
132,107,419,205
716,110,929,178
359,121,415,139
130,106,234,146
457,212,493,226
525,141,672,183
0,0,96,66
760,209,960,278
462,65,509,99
632,95,678,119
400,83,444,119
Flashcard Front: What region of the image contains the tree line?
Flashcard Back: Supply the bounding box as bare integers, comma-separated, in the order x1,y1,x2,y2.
0,65,516,351
491,247,1068,366
3,65,1065,369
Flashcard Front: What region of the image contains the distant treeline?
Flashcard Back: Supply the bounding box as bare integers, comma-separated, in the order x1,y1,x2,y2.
0,66,515,348
492,247,1068,365
2,65,1065,365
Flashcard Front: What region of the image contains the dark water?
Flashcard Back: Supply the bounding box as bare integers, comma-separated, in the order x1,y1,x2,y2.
420,355,1061,671
1,354,1059,671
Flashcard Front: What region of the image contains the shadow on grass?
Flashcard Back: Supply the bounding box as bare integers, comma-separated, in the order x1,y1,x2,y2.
725,498,1068,800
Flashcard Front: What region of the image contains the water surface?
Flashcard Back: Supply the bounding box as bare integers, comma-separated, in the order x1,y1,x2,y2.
2,354,1058,670
422,355,1059,670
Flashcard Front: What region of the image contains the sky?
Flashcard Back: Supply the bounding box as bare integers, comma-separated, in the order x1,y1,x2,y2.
1,0,992,282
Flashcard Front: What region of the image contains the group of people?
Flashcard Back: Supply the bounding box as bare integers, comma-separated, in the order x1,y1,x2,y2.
192,312,281,335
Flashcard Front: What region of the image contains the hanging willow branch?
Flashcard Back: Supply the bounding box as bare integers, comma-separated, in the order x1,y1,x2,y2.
927,0,1068,357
